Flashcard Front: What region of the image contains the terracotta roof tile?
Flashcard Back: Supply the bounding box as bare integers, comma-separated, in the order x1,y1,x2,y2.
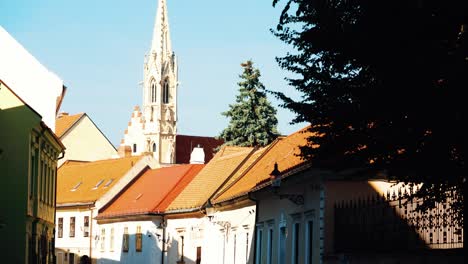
166,146,254,211
57,156,143,204
212,126,312,203
55,113,85,137
98,164,204,218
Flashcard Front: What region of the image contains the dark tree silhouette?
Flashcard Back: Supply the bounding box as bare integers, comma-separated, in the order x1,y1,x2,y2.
272,0,467,247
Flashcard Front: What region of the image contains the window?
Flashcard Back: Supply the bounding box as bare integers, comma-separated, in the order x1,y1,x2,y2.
100,228,106,251
196,246,202,264
104,179,114,187
255,229,263,264
136,226,142,252
110,227,115,251
83,216,89,237
162,80,169,104
151,80,156,103
306,220,314,264
133,144,137,153
30,146,39,198
93,179,104,190
152,143,157,152
245,232,249,263
123,227,129,252
292,223,300,264
69,253,75,264
69,217,75,237
57,252,64,264
71,181,82,192
279,226,287,264
233,234,237,264
267,228,273,264
58,218,63,238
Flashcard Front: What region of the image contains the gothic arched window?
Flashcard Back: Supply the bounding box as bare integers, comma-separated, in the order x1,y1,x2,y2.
162,80,169,104
152,143,157,152
151,80,156,103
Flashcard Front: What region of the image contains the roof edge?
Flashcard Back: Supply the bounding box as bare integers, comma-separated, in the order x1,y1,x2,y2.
211,139,282,204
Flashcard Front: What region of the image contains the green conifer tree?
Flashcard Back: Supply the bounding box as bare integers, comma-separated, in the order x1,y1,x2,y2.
219,60,279,147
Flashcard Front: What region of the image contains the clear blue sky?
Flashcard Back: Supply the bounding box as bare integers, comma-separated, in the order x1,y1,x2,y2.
1,0,305,146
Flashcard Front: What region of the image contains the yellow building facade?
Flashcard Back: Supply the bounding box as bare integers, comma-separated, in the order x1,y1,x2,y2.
0,80,65,264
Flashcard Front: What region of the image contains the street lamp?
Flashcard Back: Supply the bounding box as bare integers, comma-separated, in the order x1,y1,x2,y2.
269,162,304,205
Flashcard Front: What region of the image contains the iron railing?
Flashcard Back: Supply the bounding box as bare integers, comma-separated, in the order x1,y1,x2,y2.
334,189,463,252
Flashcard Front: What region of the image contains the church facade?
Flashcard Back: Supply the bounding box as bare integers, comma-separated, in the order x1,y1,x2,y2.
120,0,178,164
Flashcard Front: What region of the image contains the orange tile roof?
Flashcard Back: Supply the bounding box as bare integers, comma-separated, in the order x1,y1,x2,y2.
55,113,85,137
57,156,143,205
97,164,204,219
211,147,266,199
165,146,255,212
212,126,312,204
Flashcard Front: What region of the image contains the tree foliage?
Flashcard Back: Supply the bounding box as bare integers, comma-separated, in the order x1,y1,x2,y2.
272,0,467,223
219,60,279,147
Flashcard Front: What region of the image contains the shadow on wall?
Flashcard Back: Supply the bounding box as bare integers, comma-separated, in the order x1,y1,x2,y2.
1,104,44,264
55,247,96,264
325,180,464,264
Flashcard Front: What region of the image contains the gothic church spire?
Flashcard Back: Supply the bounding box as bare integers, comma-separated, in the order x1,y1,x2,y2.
151,0,172,57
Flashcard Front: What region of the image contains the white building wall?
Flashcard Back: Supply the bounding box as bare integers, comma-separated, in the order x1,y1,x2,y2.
0,26,64,129
165,204,256,264
55,208,96,262
96,220,163,264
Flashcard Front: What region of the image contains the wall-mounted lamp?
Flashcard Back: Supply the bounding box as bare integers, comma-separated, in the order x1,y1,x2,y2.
270,162,282,193
269,162,304,205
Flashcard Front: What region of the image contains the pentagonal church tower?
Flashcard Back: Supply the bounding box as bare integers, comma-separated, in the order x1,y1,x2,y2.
120,0,178,164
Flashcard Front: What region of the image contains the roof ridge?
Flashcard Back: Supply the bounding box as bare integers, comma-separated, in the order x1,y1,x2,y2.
150,165,196,212
205,147,260,207
211,139,282,204
59,156,142,169
57,113,85,137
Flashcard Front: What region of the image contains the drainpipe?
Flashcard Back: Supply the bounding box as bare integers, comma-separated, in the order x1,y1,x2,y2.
89,208,93,262
161,216,165,264
248,192,259,264
53,149,64,264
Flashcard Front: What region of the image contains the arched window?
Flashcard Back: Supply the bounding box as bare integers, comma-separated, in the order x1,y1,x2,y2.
162,80,169,104
152,143,157,152
133,144,137,153
151,80,156,103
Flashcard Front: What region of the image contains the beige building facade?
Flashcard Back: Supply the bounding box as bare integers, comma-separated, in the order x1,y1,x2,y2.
55,113,118,167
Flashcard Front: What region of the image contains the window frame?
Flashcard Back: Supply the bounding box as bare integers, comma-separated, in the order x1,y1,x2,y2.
69,217,75,238
58,217,63,238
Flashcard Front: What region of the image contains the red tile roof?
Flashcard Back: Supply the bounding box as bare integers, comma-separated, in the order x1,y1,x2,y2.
97,164,204,219
175,135,224,164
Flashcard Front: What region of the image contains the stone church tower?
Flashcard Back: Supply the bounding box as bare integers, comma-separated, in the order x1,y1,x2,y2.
120,0,178,164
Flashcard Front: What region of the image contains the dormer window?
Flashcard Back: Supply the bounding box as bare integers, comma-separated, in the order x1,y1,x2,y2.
162,80,169,104
92,179,104,190
71,181,82,192
104,179,114,187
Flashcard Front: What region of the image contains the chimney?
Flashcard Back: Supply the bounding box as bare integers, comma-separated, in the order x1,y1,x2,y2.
190,144,205,164
118,145,132,158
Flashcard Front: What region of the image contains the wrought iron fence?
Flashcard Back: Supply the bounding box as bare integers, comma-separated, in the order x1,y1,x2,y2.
334,188,463,252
